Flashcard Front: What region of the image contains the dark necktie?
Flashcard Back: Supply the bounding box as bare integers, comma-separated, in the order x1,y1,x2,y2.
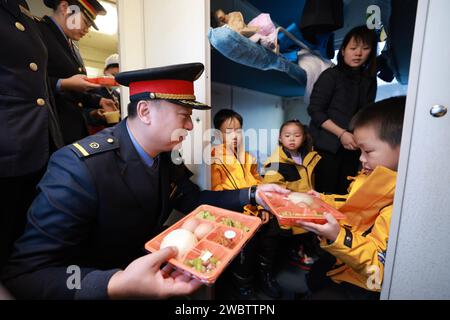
68,39,84,67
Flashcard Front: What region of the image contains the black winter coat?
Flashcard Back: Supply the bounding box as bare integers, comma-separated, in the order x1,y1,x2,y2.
307,65,377,153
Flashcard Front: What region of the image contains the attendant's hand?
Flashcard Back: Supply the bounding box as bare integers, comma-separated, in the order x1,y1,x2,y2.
60,74,100,92
89,108,105,120
295,213,340,243
107,247,202,299
255,184,290,209
99,98,118,112
340,131,358,150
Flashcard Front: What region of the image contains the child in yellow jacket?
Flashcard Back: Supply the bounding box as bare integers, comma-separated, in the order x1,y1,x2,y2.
297,96,406,299
211,109,281,299
263,120,321,193
263,120,321,270
211,112,261,191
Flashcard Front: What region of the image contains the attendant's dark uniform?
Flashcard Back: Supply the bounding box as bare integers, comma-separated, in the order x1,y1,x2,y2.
1,63,252,299
37,0,106,145
0,0,63,269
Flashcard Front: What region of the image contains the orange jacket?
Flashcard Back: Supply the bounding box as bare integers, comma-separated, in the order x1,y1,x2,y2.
211,144,261,190
211,144,262,216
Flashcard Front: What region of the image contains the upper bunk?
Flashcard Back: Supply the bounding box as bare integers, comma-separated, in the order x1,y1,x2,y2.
208,0,417,98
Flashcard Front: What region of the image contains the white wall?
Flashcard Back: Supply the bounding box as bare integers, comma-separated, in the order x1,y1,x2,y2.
117,0,211,188
283,97,311,126
211,82,284,171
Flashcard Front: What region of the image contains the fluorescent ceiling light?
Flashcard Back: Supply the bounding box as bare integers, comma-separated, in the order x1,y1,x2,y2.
93,1,118,35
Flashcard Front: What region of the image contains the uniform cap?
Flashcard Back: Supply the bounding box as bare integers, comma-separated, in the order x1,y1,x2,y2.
115,63,210,110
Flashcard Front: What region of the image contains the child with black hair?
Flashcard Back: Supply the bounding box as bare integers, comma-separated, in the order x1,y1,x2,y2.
298,96,406,300
211,109,261,191
211,109,282,299
263,120,321,270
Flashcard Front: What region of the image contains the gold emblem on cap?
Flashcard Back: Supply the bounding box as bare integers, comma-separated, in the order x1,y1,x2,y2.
107,138,114,144
29,63,38,72
15,22,25,31
36,98,45,106
149,93,156,99
89,142,100,149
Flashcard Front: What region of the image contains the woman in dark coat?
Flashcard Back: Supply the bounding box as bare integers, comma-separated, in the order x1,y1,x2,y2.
308,26,378,194
38,0,117,144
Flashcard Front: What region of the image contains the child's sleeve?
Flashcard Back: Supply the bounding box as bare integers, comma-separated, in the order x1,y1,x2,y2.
319,193,348,210
250,163,263,182
262,167,287,188
211,164,226,191
320,205,392,289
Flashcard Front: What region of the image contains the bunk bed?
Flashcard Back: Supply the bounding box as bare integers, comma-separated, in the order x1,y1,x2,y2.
208,0,416,98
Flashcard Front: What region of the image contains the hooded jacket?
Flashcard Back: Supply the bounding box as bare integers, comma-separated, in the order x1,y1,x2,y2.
319,166,397,292
263,146,321,192
211,144,261,191
211,144,262,216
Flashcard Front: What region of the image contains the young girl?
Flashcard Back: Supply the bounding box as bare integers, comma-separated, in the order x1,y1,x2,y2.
307,26,378,195
263,120,321,270
264,120,321,192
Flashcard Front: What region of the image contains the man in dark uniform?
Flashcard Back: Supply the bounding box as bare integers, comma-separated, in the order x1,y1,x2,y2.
38,0,117,145
0,0,63,270
1,63,288,299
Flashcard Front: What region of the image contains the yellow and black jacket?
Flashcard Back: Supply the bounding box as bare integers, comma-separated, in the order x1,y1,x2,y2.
211,144,262,215
263,146,321,233
263,146,321,192
319,166,397,292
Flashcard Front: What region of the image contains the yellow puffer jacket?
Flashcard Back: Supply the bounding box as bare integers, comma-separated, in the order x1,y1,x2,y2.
319,166,397,292
211,144,262,216
211,144,261,190
263,146,321,234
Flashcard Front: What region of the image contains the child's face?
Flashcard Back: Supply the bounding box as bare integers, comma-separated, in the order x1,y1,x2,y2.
219,117,242,150
342,37,372,68
354,125,400,174
279,123,304,153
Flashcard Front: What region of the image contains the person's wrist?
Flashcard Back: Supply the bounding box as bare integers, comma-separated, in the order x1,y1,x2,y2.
338,129,347,140
107,270,125,299
249,185,257,206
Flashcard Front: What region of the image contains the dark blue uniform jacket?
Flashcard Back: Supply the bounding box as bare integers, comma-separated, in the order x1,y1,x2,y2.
1,120,249,299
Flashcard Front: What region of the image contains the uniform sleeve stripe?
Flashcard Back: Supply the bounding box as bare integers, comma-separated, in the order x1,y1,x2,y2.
73,143,90,157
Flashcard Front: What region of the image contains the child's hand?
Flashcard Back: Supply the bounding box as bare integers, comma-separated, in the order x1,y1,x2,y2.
307,189,320,198
296,213,340,243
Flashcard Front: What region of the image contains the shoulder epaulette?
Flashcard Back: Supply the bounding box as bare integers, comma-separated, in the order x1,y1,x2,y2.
19,5,41,21
69,135,119,158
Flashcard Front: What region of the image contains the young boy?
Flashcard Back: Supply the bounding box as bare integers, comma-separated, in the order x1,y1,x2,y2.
211,109,282,299
297,96,406,300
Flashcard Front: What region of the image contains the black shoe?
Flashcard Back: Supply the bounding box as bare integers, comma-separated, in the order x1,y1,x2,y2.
231,273,258,300
233,285,258,300
258,265,282,299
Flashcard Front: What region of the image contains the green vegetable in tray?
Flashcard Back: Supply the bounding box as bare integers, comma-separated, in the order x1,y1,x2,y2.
196,210,215,221
184,251,221,274
220,217,250,232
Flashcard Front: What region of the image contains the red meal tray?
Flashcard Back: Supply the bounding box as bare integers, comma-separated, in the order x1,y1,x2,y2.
260,191,346,226
145,204,262,285
86,76,119,87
